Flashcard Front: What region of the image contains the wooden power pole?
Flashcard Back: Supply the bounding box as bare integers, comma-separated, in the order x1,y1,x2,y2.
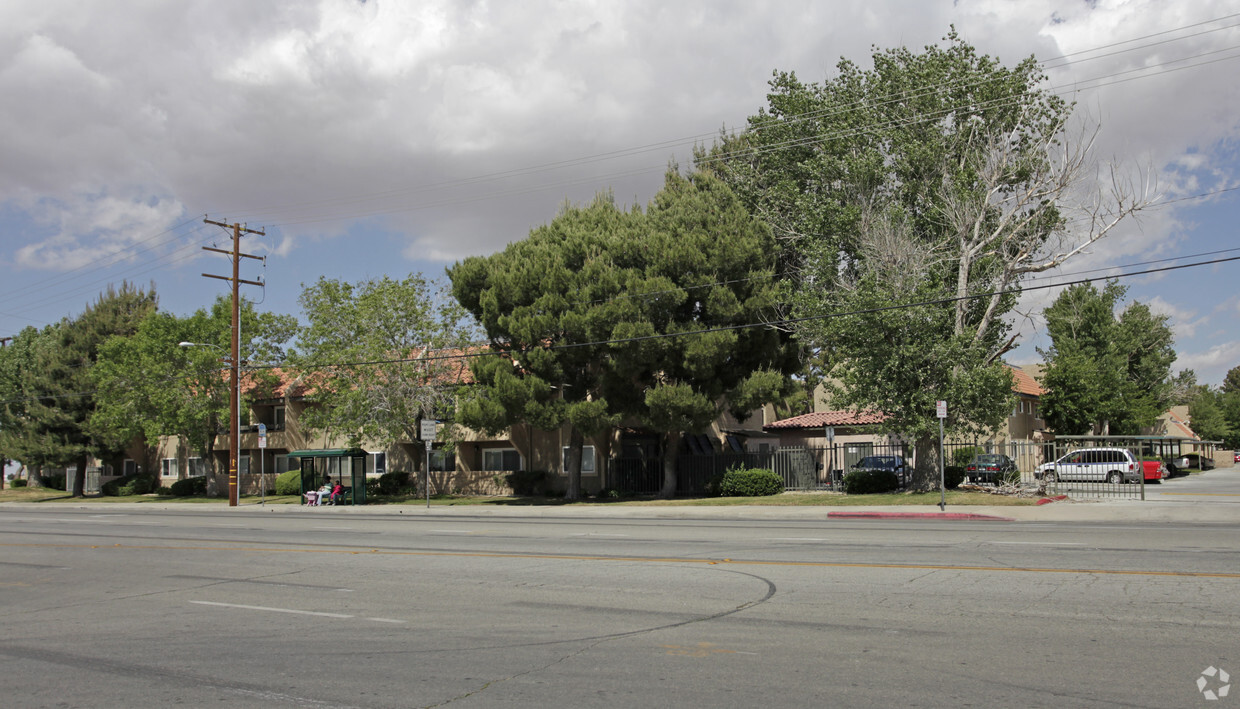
203,218,264,507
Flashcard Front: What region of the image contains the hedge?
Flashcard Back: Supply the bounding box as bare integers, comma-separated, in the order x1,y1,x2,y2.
376,471,412,496
505,470,547,496
719,468,784,497
102,474,156,497
274,469,303,496
169,476,208,497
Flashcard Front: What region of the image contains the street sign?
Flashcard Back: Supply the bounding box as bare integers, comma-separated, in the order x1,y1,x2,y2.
936,400,947,419
420,419,437,441
257,423,267,449
825,426,835,443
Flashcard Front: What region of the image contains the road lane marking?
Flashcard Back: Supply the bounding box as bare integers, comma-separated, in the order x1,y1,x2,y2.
985,541,1086,546
570,533,630,537
190,601,353,618
8,540,1240,579
767,537,831,542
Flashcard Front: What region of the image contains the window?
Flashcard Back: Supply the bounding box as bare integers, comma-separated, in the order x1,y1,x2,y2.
483,448,521,471
561,445,596,474
274,455,290,474
161,458,179,478
273,406,286,430
188,457,208,477
429,449,455,472
238,456,250,475
123,459,137,476
367,451,386,476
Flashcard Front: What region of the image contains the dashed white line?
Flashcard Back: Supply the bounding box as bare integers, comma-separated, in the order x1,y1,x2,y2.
984,541,1085,546
191,601,352,618
570,533,630,537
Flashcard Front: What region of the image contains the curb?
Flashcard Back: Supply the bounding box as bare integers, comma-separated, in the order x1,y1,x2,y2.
827,511,1016,521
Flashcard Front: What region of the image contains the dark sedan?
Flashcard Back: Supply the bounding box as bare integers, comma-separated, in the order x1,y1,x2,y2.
852,455,907,483
965,453,1019,484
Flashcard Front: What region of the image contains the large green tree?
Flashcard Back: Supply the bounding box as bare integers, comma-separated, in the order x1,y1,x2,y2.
451,169,799,499
0,325,57,486
0,284,158,495
289,275,476,489
704,31,1152,489
1038,281,1176,435
91,296,296,488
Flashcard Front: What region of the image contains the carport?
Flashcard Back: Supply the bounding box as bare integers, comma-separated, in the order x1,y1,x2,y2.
289,448,367,504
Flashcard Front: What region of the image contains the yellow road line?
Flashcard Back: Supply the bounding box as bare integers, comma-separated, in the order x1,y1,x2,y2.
4,541,1240,579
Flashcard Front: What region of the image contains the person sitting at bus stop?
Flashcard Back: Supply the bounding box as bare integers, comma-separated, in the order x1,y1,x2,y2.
315,478,333,506
326,480,344,505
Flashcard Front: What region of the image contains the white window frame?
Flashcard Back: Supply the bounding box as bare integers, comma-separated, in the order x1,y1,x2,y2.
160,458,179,478
273,405,286,429
561,445,597,475
367,451,386,476
483,448,522,472
188,457,208,477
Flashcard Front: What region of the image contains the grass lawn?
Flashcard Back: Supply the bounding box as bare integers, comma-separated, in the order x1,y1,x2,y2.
0,488,1037,507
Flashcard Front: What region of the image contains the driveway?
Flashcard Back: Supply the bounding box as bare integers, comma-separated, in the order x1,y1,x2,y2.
1146,464,1240,502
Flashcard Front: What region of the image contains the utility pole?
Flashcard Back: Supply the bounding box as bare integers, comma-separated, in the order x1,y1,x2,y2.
0,336,8,490
203,218,264,507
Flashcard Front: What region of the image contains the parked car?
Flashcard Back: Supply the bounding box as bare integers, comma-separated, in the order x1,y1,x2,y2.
1165,453,1215,475
1234,452,1240,464
851,455,907,483
1035,448,1141,484
965,454,1018,484
1140,459,1167,483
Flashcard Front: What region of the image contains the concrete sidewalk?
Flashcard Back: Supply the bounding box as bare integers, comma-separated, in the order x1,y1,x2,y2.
4,495,1238,524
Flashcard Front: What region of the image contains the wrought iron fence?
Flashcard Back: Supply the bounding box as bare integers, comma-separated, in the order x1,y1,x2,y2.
606,438,1143,499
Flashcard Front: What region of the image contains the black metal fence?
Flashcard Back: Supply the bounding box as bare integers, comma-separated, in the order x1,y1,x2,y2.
606,438,1146,500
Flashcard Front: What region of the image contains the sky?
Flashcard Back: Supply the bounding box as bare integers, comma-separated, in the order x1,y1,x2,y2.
2,0,1239,385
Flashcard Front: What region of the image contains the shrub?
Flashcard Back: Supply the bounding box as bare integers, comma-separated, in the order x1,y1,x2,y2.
843,469,900,494
169,476,208,497
377,471,412,496
952,446,983,468
102,474,156,496
10,479,27,488
44,474,66,491
505,470,547,496
274,469,303,496
943,465,965,490
719,467,784,497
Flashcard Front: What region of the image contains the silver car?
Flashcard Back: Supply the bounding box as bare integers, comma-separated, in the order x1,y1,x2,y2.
1036,448,1140,484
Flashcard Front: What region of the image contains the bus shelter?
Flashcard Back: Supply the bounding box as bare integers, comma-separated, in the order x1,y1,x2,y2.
289,448,367,505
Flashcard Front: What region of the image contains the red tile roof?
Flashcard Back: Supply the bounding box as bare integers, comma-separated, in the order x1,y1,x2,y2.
1008,365,1045,397
764,410,887,430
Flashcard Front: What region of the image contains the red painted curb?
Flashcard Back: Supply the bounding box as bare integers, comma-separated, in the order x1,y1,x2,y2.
1035,495,1070,505
827,511,1015,521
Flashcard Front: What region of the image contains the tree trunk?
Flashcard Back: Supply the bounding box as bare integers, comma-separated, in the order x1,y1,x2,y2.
909,435,941,492
71,454,88,497
564,427,583,501
26,465,43,489
659,431,681,499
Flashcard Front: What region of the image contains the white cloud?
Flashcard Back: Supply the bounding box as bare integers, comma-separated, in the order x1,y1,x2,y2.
1176,341,1240,385
1,0,1239,336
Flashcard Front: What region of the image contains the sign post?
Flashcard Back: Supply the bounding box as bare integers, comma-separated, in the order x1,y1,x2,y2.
420,419,437,508
936,401,947,511
257,423,267,505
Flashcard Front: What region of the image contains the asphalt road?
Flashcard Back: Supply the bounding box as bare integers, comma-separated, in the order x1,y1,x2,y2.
0,502,1237,708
